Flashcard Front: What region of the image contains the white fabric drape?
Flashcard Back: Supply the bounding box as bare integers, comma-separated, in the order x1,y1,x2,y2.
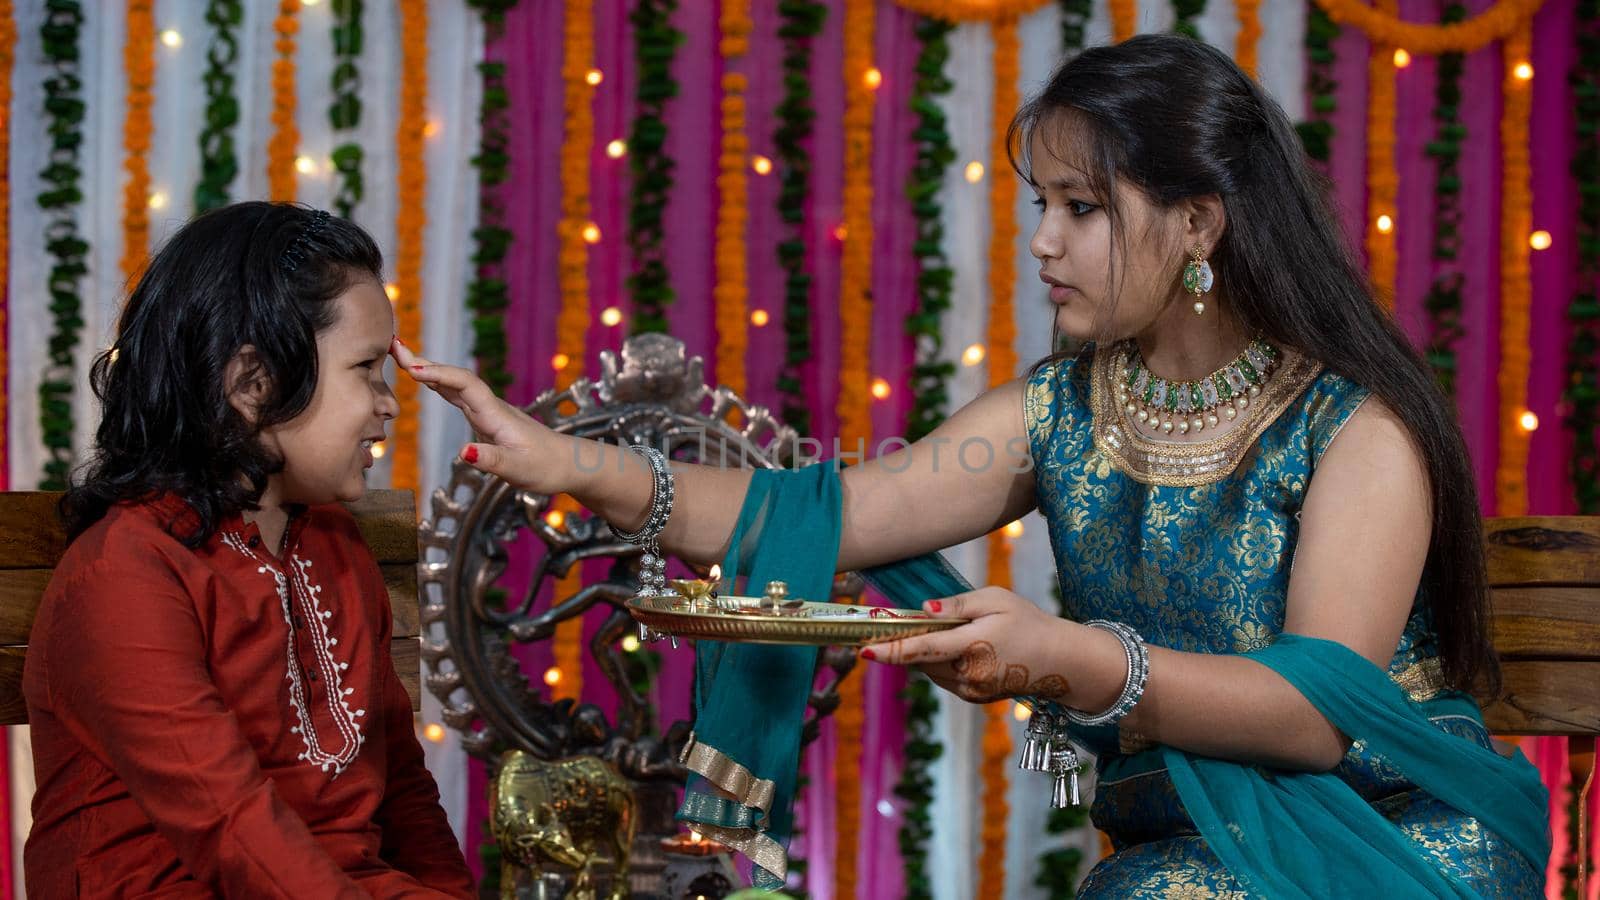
5,1,483,884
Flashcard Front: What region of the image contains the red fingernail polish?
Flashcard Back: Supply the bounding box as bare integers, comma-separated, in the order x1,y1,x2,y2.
927,600,942,613
396,337,407,347
411,365,426,372
861,648,877,661
462,445,479,464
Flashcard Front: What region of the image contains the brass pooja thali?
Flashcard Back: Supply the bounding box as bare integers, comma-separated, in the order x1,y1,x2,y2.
624,574,965,646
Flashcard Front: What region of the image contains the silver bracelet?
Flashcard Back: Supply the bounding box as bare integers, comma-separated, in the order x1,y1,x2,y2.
1062,620,1149,728
608,445,674,596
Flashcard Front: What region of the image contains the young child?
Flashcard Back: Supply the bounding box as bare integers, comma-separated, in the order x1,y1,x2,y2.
24,202,474,897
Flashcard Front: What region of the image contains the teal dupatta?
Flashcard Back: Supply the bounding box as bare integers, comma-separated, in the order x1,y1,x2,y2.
675,465,1549,895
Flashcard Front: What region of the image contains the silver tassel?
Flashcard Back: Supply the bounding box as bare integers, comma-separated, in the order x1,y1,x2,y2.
1019,715,1051,772
1049,745,1081,809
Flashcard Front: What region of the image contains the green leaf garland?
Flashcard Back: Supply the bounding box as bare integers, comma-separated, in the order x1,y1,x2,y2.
1422,3,1467,398
1296,2,1338,163
626,0,683,336
1172,0,1206,40
774,0,826,439
1567,0,1600,513
466,0,518,396
194,0,241,213
328,0,365,220
38,0,87,491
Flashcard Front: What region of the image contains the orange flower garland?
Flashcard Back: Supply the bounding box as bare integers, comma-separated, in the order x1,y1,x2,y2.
1110,0,1138,42
267,0,299,202
1363,0,1398,309
1235,0,1262,78
121,0,154,288
1496,24,1533,516
0,0,12,483
1311,0,1543,54
978,17,1022,896
715,0,751,397
391,0,427,498
833,2,875,893
550,0,597,703
888,0,1052,21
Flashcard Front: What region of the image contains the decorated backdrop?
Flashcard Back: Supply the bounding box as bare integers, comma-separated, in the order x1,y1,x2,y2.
0,1,1595,898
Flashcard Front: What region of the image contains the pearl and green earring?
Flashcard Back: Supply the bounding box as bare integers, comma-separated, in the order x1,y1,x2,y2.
1182,245,1213,315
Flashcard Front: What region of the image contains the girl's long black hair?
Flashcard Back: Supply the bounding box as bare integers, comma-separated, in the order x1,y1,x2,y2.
62,201,384,546
1011,35,1499,695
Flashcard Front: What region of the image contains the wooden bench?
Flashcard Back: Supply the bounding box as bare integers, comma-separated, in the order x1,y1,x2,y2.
0,489,422,725
1479,516,1600,737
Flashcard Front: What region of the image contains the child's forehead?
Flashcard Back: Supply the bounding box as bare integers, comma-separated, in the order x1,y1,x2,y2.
321,279,395,349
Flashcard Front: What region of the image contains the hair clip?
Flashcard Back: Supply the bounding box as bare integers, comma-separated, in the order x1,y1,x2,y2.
281,209,332,273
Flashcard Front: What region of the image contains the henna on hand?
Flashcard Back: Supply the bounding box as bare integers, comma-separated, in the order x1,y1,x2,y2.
944,641,1071,704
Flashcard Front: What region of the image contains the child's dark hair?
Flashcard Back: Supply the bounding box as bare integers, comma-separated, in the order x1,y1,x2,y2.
1009,35,1499,697
62,201,384,545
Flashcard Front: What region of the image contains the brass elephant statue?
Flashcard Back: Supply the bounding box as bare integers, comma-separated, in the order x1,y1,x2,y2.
490,751,636,900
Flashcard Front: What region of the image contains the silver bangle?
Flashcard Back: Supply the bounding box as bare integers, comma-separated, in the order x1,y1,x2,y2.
1062,620,1149,727
608,445,674,596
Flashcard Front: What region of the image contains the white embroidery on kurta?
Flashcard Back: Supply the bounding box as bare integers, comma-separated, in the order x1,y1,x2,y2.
222,532,365,777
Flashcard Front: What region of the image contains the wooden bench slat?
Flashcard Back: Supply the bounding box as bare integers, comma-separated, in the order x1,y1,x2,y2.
1478,660,1600,736
0,563,420,645
348,491,419,564
0,636,420,726
1485,517,1600,587
1489,586,1600,660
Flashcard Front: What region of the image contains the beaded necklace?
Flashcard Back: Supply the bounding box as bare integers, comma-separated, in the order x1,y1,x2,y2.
1115,338,1279,436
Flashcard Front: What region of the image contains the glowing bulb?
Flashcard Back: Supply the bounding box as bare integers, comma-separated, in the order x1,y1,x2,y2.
384,282,400,302
1375,214,1394,234
1518,410,1539,432
545,509,566,528
423,723,446,743
295,155,317,175
751,155,773,175
833,224,848,242
543,667,562,686
750,309,770,327
1013,702,1031,721
601,307,624,327
621,634,641,653
862,67,882,90
582,222,602,244
1003,520,1024,539
423,119,442,138
1513,61,1534,81
962,343,986,366
300,0,321,5
1529,230,1552,251
964,161,985,183
370,441,387,459
147,191,168,210
159,29,183,49
586,68,604,86
551,352,571,371
871,378,892,400
1392,49,1411,69
606,139,627,158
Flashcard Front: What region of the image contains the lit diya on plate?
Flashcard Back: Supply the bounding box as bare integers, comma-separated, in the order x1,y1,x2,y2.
626,576,966,646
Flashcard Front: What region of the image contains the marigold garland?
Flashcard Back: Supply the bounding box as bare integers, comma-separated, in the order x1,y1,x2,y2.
267,0,299,201
550,0,597,703
714,0,751,397
1310,0,1543,55
1235,0,1262,77
0,0,13,485
1111,0,1138,41
391,0,427,498
1363,0,1398,309
1496,23,1533,516
977,17,1022,897
889,0,1051,20
833,2,876,891
120,0,154,287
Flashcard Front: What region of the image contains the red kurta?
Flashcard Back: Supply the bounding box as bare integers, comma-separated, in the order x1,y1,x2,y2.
23,495,474,898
